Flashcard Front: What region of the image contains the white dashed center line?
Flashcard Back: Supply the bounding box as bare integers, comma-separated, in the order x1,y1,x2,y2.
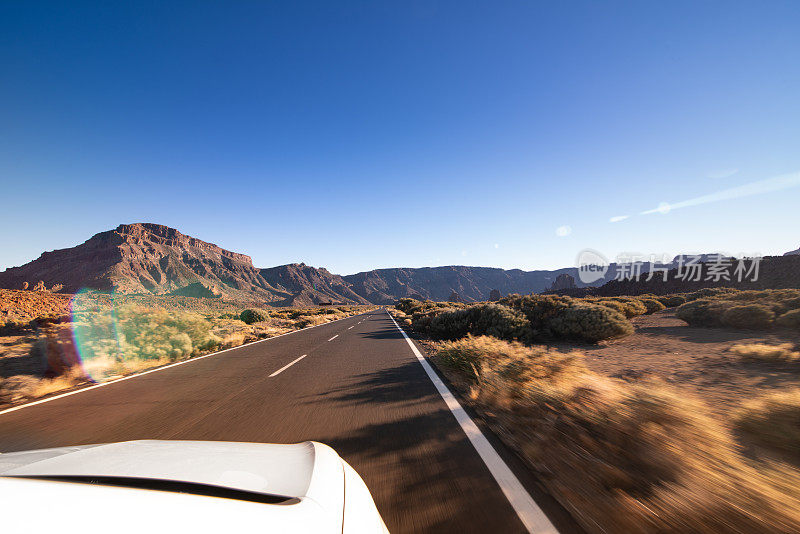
269,354,307,377
328,335,338,341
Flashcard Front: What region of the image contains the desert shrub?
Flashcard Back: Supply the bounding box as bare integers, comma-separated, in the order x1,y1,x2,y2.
640,298,666,314
427,308,472,339
390,308,408,320
613,298,648,317
293,314,330,328
589,297,647,318
240,309,267,324
730,343,799,362
594,300,628,315
720,289,800,314
777,309,800,329
500,294,574,332
676,290,800,330
676,299,730,327
684,287,738,301
658,294,687,307
736,390,800,456
410,308,454,333
501,294,634,343
721,304,775,330
434,335,800,534
547,304,634,342
428,303,529,341
395,298,464,316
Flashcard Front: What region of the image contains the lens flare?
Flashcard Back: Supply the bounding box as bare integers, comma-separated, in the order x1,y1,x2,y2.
70,288,127,382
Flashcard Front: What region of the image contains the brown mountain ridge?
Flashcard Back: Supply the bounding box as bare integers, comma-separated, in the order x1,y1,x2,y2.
10,223,795,306
0,224,368,306
0,223,605,305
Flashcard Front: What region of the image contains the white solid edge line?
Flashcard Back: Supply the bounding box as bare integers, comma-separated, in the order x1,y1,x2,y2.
0,311,370,417
328,335,338,341
269,354,307,377
385,310,559,534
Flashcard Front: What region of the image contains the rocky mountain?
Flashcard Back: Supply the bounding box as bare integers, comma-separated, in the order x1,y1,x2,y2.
0,224,364,306
786,247,800,256
341,266,586,304
259,263,369,306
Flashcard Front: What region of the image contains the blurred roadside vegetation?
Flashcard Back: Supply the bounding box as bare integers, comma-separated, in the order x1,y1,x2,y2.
0,289,374,407
390,288,800,534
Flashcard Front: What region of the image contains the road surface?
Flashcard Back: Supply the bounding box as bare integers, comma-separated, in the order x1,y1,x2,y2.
0,309,578,533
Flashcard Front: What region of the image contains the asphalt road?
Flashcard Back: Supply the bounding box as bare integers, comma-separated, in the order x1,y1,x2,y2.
0,309,579,533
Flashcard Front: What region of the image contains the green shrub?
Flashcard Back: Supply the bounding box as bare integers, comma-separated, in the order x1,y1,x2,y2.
721,304,775,330
547,305,634,342
640,298,666,314
777,309,800,329
428,303,529,341
240,309,267,324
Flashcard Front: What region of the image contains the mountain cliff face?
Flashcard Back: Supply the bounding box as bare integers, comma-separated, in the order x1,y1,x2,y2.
259,263,369,306
342,266,586,304
0,224,366,305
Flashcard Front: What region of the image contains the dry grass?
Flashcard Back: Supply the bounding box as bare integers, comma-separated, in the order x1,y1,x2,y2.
730,342,800,362
736,389,800,457
0,366,86,405
434,335,800,534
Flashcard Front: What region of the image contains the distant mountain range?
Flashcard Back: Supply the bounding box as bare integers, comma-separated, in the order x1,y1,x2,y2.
1,223,797,305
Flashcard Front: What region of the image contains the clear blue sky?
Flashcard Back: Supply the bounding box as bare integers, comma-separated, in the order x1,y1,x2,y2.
1,1,799,274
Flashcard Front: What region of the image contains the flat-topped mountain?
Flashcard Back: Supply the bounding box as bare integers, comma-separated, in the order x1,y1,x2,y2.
0,224,366,305
0,223,279,299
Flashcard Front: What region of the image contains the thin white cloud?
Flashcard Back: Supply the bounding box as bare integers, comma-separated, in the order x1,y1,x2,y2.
707,168,739,179
493,243,499,249
641,171,800,215
609,215,629,223
555,225,572,237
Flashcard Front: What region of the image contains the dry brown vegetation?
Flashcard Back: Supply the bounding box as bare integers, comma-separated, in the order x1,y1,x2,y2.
393,288,800,533
730,342,800,362
0,288,375,408
433,335,800,534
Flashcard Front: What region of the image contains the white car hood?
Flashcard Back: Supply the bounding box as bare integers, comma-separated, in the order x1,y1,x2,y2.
0,440,388,533
0,440,320,499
